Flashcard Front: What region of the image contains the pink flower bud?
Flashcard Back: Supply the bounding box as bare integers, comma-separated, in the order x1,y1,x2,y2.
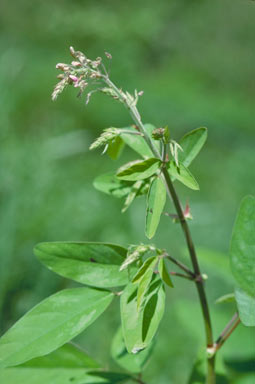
69,75,78,82
71,61,81,67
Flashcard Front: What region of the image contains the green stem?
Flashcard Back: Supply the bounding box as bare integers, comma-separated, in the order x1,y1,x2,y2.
214,312,240,352
162,168,215,384
103,75,215,384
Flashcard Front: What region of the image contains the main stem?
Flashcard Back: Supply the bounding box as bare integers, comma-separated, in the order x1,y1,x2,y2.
103,75,215,383
162,168,215,383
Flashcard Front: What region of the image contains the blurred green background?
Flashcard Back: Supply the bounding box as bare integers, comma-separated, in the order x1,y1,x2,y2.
0,0,254,383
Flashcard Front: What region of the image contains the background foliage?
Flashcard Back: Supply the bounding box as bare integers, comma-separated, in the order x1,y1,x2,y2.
0,0,254,383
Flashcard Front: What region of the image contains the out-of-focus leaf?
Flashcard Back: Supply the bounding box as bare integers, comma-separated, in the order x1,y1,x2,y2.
188,349,228,384
158,258,174,288
215,293,235,304
168,161,199,190
235,287,255,327
122,180,143,213
179,127,208,167
93,173,132,198
107,136,125,160
0,369,130,384
0,288,113,368
20,343,100,368
145,177,166,239
224,356,255,374
230,196,255,297
132,256,158,284
111,327,154,373
35,242,129,288
120,124,159,158
120,275,165,353
117,158,160,181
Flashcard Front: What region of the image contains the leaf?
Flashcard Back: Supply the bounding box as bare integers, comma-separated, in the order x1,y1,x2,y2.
111,327,154,373
179,127,207,167
121,180,143,213
117,158,160,181
93,173,132,198
137,266,155,310
230,196,255,297
0,369,130,384
145,177,166,239
132,256,158,284
35,242,130,288
158,258,174,288
120,124,160,158
20,343,100,368
168,161,199,190
235,287,255,327
0,287,113,368
120,244,155,272
215,293,235,305
107,136,125,160
120,275,165,353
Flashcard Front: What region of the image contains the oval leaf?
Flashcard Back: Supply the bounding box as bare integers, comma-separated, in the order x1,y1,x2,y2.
137,266,155,310
0,369,130,384
121,275,165,353
132,256,158,284
0,288,113,368
111,327,153,373
117,158,160,181
179,127,207,167
20,343,100,368
93,173,132,198
120,124,160,159
35,242,129,288
146,177,166,239
168,161,199,190
107,136,125,160
230,196,255,297
235,288,255,327
158,258,174,288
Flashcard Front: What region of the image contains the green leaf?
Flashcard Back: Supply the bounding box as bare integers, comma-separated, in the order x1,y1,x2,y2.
230,196,255,297
132,256,158,284
35,242,129,288
107,136,125,160
20,343,100,368
215,293,235,305
0,369,130,384
235,287,255,327
120,124,159,158
137,265,155,310
120,275,165,353
0,287,113,368
117,158,160,181
111,327,153,373
121,180,143,213
179,127,207,167
145,177,166,239
120,244,156,272
215,293,235,304
158,258,174,288
93,173,132,198
168,161,199,190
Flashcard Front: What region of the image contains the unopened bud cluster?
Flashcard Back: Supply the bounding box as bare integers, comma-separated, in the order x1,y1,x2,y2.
52,46,105,101
89,128,120,150
53,47,144,110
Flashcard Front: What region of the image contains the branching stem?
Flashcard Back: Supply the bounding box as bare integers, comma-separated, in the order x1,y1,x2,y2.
102,74,216,383
214,312,240,353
